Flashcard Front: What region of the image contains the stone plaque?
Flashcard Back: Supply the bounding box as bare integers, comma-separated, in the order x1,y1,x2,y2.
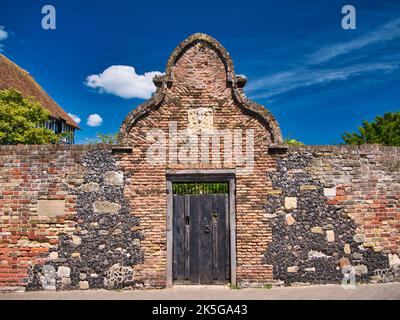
37,200,66,216
187,107,213,133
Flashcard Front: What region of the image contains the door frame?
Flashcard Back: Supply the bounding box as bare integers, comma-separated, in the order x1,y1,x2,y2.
166,169,236,287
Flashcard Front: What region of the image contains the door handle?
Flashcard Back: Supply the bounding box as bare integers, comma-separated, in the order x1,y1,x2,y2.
204,225,211,233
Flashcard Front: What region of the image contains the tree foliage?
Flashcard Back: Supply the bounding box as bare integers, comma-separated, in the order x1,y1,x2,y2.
341,112,400,146
0,89,59,144
284,138,305,146
96,132,119,144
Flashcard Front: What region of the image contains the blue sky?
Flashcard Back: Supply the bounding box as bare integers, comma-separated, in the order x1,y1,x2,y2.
0,0,399,144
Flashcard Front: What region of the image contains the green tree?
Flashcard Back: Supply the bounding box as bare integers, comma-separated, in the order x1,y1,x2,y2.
0,89,59,144
341,112,400,146
96,132,118,144
284,138,304,146
86,132,118,144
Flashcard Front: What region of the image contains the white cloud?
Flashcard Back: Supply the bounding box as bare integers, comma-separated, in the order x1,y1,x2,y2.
247,17,400,101
68,113,81,124
0,26,8,41
0,26,9,52
87,114,103,127
247,62,399,100
310,18,400,64
85,65,163,99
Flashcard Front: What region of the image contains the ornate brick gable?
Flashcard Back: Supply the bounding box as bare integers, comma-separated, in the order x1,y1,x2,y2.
119,33,282,144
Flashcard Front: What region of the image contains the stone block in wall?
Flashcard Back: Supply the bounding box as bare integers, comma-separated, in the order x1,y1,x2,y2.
326,230,335,242
93,201,121,214
187,107,213,133
284,197,297,210
37,200,65,216
323,186,336,198
80,182,99,192
104,171,124,186
389,254,400,268
310,227,323,234
287,266,298,273
285,214,296,226
57,266,71,278
299,185,318,191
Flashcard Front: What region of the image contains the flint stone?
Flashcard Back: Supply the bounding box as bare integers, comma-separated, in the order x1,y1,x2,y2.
287,266,298,273
285,214,296,226
308,250,328,259
113,229,122,235
49,252,58,260
79,281,89,290
41,265,56,290
61,277,71,286
57,266,71,278
71,252,81,259
353,234,365,243
389,253,400,268
339,258,350,268
352,253,363,260
326,230,335,242
311,227,323,234
354,265,368,275
71,235,82,246
362,242,374,248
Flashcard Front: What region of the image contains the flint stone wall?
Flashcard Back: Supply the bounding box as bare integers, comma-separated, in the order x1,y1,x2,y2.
264,145,400,286
0,145,145,291
0,144,399,291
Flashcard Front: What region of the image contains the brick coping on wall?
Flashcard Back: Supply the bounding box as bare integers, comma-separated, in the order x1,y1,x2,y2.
287,144,400,154
1,143,399,155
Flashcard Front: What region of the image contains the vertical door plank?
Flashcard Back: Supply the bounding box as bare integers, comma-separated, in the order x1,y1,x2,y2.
172,195,185,280
213,194,230,282
200,194,213,284
189,195,201,283
184,195,190,280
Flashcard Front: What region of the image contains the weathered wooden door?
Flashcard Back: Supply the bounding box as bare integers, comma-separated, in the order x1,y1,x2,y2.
172,183,230,284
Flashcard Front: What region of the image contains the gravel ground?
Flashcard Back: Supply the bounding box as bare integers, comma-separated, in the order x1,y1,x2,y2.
0,283,399,300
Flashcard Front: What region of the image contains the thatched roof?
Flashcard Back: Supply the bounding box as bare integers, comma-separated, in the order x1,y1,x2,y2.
0,54,80,129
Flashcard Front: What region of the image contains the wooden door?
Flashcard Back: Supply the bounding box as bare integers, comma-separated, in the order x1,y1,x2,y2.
172,183,230,284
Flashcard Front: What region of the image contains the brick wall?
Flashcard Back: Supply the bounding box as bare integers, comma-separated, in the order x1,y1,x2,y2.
0,34,399,291
0,145,399,290
0,145,87,290
119,35,279,286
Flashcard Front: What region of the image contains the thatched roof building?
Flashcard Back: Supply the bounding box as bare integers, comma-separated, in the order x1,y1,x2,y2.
0,54,79,143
